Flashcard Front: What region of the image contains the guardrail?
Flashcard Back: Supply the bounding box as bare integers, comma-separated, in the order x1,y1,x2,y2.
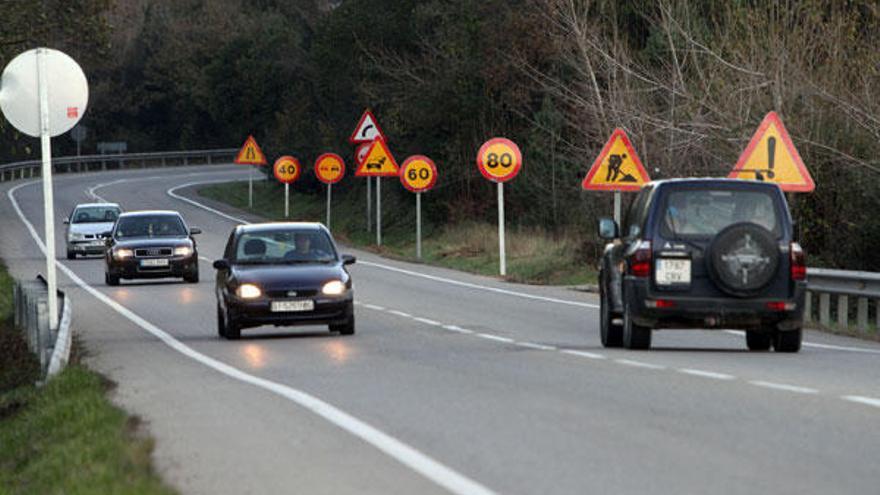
806,268,880,333
0,148,237,181
13,275,73,377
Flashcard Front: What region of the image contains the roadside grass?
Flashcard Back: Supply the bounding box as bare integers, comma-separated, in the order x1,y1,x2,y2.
198,180,597,286
0,262,176,495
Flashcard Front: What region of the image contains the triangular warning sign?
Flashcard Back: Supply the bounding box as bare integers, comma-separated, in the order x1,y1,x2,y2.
729,112,815,192
234,135,267,166
349,109,386,144
355,139,399,177
582,129,650,191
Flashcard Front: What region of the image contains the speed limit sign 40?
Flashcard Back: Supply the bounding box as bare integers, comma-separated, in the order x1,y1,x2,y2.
273,155,301,184
476,137,522,183
400,155,437,193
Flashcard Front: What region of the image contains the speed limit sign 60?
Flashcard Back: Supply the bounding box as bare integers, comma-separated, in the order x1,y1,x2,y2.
273,155,301,184
476,137,522,183
400,155,437,193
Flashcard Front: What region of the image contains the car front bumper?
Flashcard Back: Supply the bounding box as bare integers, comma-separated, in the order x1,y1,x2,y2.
107,256,198,279
68,240,107,255
226,294,353,329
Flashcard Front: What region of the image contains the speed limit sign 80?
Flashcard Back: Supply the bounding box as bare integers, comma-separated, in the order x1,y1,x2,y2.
400,155,437,193
476,137,522,183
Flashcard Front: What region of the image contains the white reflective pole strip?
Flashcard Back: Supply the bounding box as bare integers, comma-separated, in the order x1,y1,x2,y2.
498,182,506,276
37,48,58,330
416,192,422,259
327,183,332,228
284,183,289,218
614,191,621,225
376,177,382,246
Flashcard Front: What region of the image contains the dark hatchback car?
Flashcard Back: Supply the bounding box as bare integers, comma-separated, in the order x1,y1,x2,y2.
598,179,806,352
212,223,356,340
104,211,201,285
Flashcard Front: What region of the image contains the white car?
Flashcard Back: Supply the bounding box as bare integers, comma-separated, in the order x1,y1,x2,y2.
64,203,122,259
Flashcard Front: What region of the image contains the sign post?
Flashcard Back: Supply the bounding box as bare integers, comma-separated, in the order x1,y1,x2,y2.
234,135,268,208
354,144,372,231
400,155,438,259
476,138,523,276
314,153,345,228
582,128,651,227
355,139,399,245
273,156,301,217
350,110,386,233
0,48,89,330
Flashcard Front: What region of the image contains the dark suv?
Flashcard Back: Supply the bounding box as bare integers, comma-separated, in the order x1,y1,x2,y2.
597,179,806,352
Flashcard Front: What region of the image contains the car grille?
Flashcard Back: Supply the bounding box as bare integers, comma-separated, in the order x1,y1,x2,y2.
135,247,173,258
266,289,319,298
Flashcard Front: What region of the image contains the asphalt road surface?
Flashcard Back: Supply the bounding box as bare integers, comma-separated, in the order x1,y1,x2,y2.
2,165,879,495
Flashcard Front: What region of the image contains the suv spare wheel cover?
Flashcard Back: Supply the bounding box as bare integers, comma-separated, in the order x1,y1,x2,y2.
707,222,779,297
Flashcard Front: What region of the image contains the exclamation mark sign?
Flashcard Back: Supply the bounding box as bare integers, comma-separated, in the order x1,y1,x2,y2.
766,137,776,179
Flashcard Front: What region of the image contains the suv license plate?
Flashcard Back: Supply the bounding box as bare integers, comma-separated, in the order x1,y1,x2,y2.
656,258,691,285
271,300,314,312
140,258,169,267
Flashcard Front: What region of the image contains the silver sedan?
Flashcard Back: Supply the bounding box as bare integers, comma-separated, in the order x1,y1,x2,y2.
64,203,122,259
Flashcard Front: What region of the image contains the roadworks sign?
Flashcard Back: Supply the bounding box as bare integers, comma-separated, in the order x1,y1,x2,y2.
728,111,815,192
582,128,650,191
355,139,399,177
234,135,267,166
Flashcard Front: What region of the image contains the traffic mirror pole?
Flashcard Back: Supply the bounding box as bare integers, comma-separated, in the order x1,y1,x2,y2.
376,177,382,245
37,49,58,330
416,192,422,259
498,182,506,276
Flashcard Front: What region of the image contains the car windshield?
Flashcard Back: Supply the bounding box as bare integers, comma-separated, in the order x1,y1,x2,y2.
114,215,187,238
660,189,781,238
72,206,120,223
233,229,336,264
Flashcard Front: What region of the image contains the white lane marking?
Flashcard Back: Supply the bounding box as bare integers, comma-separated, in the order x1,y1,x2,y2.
442,325,474,335
168,180,251,224
678,369,736,381
614,359,666,370
413,317,442,326
841,395,880,409
475,333,514,344
514,342,557,351
388,310,412,318
8,181,497,495
723,330,880,355
364,304,385,311
748,381,819,395
87,179,125,202
559,349,607,360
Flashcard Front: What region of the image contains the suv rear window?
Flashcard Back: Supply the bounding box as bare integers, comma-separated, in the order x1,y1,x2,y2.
659,189,780,238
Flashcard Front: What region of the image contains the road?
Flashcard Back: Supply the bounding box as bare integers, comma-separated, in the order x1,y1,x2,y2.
2,165,879,495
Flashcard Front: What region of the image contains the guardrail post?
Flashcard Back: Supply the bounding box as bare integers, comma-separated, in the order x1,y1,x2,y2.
36,297,50,372
837,295,849,329
183,156,188,166
819,293,831,326
207,155,212,164
804,291,812,323
857,297,868,332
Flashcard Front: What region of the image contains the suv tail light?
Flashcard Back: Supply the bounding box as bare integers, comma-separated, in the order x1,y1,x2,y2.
790,242,806,280
629,241,652,278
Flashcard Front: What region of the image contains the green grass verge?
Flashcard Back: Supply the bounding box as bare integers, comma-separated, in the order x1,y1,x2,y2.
198,180,597,286
0,262,175,495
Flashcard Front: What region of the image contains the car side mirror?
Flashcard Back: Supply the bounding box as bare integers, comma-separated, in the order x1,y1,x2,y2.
190,227,202,235
341,254,356,265
597,218,619,240
63,217,70,225
213,259,230,270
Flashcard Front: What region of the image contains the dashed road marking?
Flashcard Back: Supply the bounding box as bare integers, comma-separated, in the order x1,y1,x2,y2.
514,342,557,351
476,333,514,344
749,381,819,395
364,304,386,311
678,369,736,381
413,317,442,326
614,359,666,370
388,310,412,318
442,325,474,334
559,349,607,360
841,395,880,409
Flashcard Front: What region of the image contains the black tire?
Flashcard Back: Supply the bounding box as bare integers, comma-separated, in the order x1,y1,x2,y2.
224,310,241,340
600,283,623,348
216,304,227,338
745,330,772,351
707,222,779,297
331,315,355,336
773,328,802,353
66,250,76,260
105,272,120,286
623,301,652,350
184,269,199,284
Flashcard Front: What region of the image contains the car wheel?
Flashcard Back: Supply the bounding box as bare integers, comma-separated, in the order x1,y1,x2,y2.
216,304,227,338
66,250,76,260
745,330,772,351
224,309,241,340
600,284,623,348
623,301,652,350
105,272,120,286
331,315,355,336
184,269,199,284
773,328,802,353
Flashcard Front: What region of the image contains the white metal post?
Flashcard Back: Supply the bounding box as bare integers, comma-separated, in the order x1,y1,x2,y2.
284,183,289,218
366,177,372,232
498,182,506,276
613,191,622,225
416,192,422,259
326,184,332,228
248,166,254,209
376,177,382,245
37,49,58,330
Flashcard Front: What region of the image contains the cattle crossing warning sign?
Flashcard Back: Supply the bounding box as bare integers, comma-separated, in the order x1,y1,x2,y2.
234,135,267,166
582,129,650,191
355,139,399,177
728,111,815,192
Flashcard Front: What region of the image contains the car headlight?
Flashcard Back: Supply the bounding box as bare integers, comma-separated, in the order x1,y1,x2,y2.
114,248,133,260
321,280,346,295
236,283,262,299
69,233,85,240
174,246,193,257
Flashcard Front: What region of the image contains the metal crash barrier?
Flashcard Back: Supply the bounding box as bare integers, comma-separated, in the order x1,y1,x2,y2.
13,275,73,377
806,268,880,333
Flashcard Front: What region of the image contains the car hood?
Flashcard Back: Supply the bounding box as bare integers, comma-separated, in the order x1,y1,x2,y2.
231,263,347,290
68,222,115,236
113,237,192,248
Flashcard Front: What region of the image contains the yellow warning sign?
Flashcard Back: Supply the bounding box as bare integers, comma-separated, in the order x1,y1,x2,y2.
728,112,815,192
234,135,267,166
355,139,399,177
582,129,650,191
